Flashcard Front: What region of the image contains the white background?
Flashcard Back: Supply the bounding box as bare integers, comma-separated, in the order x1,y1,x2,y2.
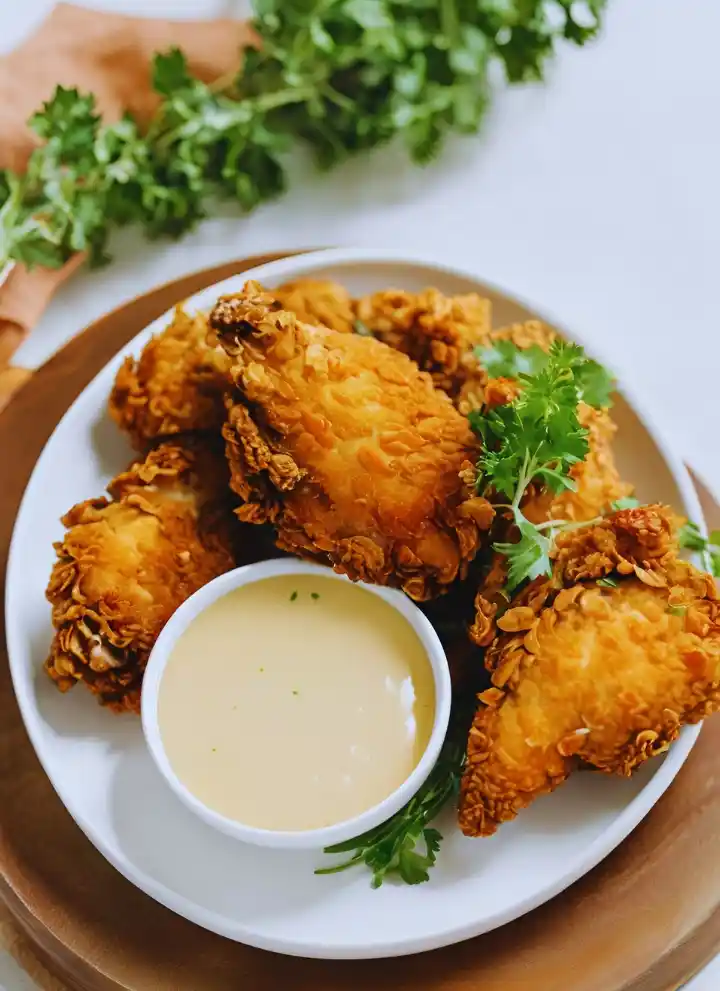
0,1,719,988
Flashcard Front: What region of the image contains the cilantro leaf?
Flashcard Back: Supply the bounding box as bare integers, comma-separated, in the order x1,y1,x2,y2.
471,341,600,501
316,715,468,887
396,827,442,885
152,47,193,95
475,340,548,379
575,357,614,408
535,465,580,495
494,510,552,592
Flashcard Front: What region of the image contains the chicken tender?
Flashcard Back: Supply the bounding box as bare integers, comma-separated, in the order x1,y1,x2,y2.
459,506,720,837
355,287,492,396
109,307,230,448
209,281,494,601
44,440,240,713
273,278,356,334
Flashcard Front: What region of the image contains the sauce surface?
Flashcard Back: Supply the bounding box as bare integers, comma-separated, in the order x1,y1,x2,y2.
159,574,435,831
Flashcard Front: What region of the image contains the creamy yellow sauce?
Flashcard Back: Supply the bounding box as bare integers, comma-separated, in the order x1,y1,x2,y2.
158,574,435,831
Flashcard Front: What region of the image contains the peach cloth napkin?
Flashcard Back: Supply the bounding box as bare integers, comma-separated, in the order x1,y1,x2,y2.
0,2,254,411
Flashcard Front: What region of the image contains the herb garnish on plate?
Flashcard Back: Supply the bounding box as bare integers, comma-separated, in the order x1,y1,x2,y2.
0,1,605,271
316,714,468,888
469,340,614,592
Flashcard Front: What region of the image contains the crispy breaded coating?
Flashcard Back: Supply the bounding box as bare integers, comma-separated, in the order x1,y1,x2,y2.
355,288,492,396
459,506,720,837
109,307,230,448
489,318,558,351
209,281,494,601
44,440,239,713
273,278,356,334
108,286,354,449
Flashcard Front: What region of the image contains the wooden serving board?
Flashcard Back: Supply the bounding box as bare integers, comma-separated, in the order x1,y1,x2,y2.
1,252,720,991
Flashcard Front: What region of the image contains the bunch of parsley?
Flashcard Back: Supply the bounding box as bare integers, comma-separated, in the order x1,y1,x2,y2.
0,0,605,271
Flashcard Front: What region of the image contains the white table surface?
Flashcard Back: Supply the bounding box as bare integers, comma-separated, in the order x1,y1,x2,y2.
1,1,719,988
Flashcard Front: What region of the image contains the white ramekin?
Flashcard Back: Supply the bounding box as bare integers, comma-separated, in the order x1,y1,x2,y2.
141,558,451,850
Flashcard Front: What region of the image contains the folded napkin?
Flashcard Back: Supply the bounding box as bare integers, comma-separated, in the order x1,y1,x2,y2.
0,2,253,411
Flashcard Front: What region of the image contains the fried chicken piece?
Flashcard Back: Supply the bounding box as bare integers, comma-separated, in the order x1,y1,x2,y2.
355,288,492,396
273,278,356,334
209,281,494,601
459,506,720,837
44,440,241,713
109,307,230,448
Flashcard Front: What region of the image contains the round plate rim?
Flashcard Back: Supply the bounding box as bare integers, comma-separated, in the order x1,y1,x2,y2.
4,247,706,959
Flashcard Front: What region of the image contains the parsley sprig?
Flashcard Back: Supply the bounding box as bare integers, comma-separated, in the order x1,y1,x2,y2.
316,721,466,887
0,0,605,271
475,339,548,380
469,341,614,592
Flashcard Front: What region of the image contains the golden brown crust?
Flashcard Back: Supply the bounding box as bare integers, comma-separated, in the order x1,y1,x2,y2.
552,503,682,583
44,440,239,713
108,307,230,448
273,278,356,334
355,288,492,396
210,281,495,601
459,506,720,837
489,319,557,351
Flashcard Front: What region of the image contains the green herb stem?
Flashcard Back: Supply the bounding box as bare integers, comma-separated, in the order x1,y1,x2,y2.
315,710,469,887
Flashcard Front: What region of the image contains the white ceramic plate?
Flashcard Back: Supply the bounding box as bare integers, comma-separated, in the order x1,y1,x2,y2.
5,248,705,959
